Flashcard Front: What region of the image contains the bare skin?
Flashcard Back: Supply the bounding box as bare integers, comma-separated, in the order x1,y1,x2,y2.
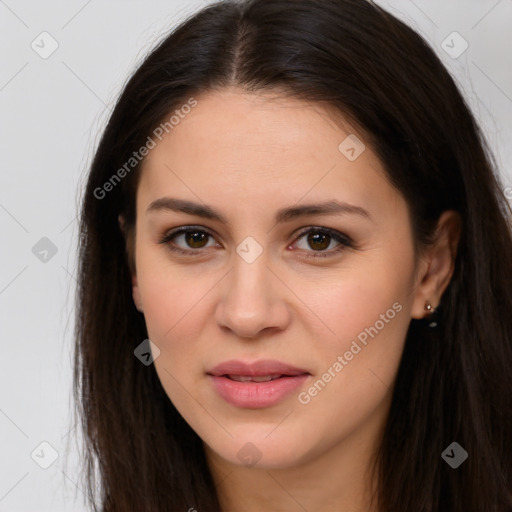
122,87,460,511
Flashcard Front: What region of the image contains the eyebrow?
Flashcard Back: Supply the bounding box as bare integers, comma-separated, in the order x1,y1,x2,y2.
146,197,371,225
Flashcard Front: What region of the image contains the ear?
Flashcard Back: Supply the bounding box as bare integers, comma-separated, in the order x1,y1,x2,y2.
411,210,461,319
131,274,144,313
118,214,144,313
118,213,126,235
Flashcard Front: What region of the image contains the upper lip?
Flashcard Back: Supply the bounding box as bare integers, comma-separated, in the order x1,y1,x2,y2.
207,359,310,377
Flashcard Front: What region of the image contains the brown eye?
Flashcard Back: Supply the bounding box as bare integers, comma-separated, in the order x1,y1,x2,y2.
292,227,353,259
306,232,331,251
183,230,209,249
159,227,217,255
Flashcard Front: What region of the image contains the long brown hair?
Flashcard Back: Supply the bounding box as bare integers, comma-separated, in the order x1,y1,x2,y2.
72,0,512,510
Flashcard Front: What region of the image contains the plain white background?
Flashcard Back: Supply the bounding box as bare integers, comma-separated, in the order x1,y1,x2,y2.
1,1,511,510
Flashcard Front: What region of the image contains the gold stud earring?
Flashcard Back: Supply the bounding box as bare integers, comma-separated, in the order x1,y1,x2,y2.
424,301,438,328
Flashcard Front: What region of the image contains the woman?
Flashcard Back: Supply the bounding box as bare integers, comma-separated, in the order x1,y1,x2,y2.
73,0,512,510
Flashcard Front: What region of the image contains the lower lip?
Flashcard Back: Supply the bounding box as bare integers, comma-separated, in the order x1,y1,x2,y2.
208,374,310,408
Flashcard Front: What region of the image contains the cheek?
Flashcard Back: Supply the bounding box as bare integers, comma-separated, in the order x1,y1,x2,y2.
135,244,223,378
286,287,412,462
299,246,415,413
318,241,414,342
137,265,206,350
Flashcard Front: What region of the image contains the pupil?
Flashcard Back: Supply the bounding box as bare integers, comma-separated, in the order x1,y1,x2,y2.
309,232,329,250
187,231,207,248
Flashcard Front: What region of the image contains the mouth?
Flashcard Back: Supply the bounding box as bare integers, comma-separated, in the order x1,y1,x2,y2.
206,360,311,408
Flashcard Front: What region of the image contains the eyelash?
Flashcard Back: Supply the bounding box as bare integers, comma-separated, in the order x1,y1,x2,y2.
158,225,354,259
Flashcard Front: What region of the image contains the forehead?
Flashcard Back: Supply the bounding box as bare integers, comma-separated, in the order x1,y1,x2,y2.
144,87,362,171
137,87,404,222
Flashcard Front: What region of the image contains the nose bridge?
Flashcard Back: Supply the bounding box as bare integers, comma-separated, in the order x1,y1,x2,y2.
229,246,273,315
215,241,288,337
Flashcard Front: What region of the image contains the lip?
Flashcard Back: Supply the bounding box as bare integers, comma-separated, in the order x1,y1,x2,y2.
207,359,310,377
207,359,311,409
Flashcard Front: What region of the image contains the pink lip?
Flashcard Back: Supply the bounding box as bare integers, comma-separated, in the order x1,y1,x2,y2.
207,359,310,377
207,359,311,409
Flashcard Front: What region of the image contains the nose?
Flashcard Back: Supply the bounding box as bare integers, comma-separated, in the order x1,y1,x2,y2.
214,251,291,339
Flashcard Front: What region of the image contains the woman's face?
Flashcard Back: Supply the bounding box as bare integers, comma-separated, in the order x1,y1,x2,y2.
130,87,425,470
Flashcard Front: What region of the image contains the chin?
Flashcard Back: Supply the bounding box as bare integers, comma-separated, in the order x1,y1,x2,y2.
206,433,311,470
